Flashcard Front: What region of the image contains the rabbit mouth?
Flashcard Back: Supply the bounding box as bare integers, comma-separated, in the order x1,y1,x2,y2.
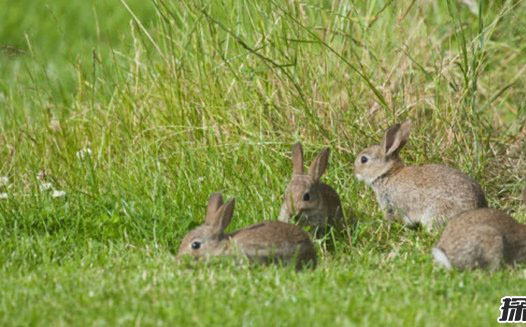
355,172,373,184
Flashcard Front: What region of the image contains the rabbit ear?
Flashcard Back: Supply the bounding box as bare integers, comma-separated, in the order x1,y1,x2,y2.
205,196,235,235
308,148,330,181
292,142,304,174
206,192,224,222
216,198,236,233
382,120,411,157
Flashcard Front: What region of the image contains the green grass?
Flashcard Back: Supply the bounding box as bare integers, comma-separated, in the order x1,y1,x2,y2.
1,0,526,326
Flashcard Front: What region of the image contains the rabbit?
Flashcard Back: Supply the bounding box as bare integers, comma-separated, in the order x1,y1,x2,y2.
278,142,346,237
353,120,487,231
177,192,317,270
432,204,526,271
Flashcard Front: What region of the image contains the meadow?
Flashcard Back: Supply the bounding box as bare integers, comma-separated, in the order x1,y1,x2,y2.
1,0,526,326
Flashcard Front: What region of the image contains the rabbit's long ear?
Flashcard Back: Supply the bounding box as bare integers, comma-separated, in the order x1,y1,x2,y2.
382,120,411,157
292,142,304,174
205,192,224,223
205,195,235,235
309,148,330,181
215,198,236,233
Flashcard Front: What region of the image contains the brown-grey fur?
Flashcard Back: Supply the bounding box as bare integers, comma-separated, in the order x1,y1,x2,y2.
354,120,486,231
177,192,317,270
433,207,526,271
278,142,345,236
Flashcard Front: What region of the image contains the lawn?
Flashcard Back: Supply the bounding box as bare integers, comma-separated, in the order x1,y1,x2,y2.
1,0,526,326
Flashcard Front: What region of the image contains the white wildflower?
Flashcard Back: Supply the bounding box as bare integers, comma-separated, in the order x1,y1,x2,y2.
461,0,478,15
40,182,53,191
76,148,92,160
0,176,8,186
37,170,47,182
51,190,66,198
0,192,8,199
49,119,61,132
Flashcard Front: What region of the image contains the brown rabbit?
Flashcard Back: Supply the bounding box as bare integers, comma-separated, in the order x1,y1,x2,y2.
433,204,526,271
354,120,486,231
278,142,345,236
177,193,317,270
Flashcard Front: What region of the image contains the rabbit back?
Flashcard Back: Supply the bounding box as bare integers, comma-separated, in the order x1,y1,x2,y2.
381,164,486,229
434,208,526,270
435,224,504,271
229,220,317,269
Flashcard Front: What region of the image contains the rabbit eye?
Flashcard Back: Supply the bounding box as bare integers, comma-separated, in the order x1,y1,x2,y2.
360,156,368,164
191,241,201,250
303,193,310,201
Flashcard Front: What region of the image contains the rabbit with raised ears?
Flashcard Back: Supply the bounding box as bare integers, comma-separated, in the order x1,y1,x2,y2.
177,193,317,269
278,142,345,236
354,120,487,231
432,194,526,271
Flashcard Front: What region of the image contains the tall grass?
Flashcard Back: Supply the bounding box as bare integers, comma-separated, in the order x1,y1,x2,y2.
0,0,526,326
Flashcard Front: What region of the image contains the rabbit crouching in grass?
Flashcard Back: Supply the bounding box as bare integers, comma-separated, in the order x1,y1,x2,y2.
278,142,346,237
177,193,317,270
354,120,486,231
432,189,526,271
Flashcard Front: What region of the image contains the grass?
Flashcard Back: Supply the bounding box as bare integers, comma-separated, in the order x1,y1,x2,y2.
1,0,526,326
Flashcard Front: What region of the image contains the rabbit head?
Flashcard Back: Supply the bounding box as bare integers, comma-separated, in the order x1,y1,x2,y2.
177,193,235,259
282,142,331,226
354,120,412,185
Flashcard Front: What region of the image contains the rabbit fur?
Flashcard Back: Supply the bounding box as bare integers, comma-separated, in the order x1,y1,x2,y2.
178,193,317,269
354,120,486,231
